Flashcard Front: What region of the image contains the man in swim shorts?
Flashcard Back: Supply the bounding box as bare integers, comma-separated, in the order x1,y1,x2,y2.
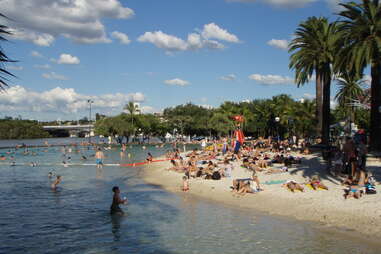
95,147,105,168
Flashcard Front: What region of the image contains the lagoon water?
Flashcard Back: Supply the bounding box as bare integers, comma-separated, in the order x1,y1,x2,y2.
0,138,379,254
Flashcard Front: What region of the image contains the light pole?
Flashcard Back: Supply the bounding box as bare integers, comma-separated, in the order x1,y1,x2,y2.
88,99,94,144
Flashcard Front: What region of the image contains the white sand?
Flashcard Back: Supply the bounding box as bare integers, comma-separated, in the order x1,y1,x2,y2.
143,153,381,237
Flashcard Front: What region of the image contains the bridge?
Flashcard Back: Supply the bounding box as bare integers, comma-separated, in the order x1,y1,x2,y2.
42,124,94,130
43,124,95,137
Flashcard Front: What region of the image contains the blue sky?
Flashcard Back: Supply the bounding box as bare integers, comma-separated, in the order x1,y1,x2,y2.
0,0,355,120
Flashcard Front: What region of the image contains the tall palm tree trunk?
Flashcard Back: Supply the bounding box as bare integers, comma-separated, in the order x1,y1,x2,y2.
316,71,324,140
322,72,331,146
370,60,381,151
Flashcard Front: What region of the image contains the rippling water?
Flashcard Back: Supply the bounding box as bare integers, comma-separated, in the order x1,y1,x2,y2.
0,139,378,253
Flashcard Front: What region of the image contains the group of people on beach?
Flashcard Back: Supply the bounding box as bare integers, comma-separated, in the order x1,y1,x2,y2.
165,132,376,199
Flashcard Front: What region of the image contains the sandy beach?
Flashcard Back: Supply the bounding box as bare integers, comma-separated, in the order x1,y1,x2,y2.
143,152,381,238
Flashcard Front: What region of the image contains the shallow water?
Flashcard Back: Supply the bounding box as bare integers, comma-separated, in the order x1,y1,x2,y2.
0,139,379,254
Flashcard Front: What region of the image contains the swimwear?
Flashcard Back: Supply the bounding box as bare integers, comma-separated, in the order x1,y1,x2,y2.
96,159,103,165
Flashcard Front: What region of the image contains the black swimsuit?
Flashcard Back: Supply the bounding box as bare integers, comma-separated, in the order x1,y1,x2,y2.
110,195,124,215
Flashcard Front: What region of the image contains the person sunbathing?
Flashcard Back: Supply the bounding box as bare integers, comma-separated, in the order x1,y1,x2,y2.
236,182,257,196
283,180,304,192
309,176,328,190
344,185,363,199
265,166,288,174
232,173,262,192
242,159,258,172
257,159,268,169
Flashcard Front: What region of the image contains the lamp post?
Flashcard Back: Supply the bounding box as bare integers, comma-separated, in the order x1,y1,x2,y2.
275,117,280,142
87,99,93,144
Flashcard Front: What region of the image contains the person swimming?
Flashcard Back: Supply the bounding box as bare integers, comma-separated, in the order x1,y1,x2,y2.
110,186,127,215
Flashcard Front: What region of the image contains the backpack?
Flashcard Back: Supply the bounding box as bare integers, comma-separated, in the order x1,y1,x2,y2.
365,185,377,194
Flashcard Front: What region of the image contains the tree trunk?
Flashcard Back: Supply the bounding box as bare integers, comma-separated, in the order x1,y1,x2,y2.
370,60,381,151
316,71,323,140
322,71,331,146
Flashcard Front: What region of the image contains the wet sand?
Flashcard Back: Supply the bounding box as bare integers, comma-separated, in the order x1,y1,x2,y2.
143,153,381,239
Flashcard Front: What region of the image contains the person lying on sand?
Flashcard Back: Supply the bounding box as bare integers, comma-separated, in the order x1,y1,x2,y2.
232,173,262,193
283,180,304,192
309,175,328,190
265,166,288,174
242,158,263,172
344,185,363,199
235,181,257,196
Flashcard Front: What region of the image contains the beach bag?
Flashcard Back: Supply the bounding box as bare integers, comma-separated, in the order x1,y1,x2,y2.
212,171,221,180
366,185,377,194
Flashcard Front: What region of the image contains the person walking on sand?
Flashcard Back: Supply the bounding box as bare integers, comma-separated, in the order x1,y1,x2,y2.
95,147,105,169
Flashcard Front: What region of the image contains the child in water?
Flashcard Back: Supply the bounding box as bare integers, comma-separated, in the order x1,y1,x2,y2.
181,176,189,192
51,175,62,190
110,186,128,215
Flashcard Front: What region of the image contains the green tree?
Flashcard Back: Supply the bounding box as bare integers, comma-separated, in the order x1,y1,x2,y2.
335,72,366,126
289,17,341,145
337,0,381,151
124,101,140,136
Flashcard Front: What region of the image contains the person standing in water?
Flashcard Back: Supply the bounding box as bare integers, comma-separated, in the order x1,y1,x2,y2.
95,147,105,168
51,175,62,190
110,186,127,215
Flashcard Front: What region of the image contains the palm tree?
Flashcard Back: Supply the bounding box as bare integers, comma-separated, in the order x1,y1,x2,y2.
124,101,140,138
289,17,341,145
335,72,366,130
337,0,381,151
0,14,15,90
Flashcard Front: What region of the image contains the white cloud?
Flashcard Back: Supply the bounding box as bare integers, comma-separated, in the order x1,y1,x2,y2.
303,93,315,99
7,65,23,71
164,78,190,86
42,72,68,81
267,39,289,50
138,23,238,52
0,85,146,118
326,0,351,11
34,64,51,69
30,50,43,58
226,0,316,8
140,106,157,114
249,73,294,85
201,23,240,43
220,74,237,81
11,29,55,46
111,31,131,44
138,31,189,51
57,54,80,65
2,0,134,46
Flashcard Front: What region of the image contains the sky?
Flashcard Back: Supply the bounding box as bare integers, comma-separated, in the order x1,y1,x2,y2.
0,0,359,121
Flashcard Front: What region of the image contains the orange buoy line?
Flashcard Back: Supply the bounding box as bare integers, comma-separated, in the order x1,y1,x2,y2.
119,158,172,167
